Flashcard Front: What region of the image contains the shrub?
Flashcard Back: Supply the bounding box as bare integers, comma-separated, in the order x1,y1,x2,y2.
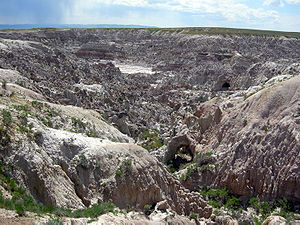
15,80,25,87
189,213,197,220
0,126,11,149
144,204,151,210
2,80,7,89
249,197,259,211
2,109,12,126
13,104,29,112
248,197,294,221
72,117,86,128
123,159,132,171
86,129,98,138
253,216,262,225
208,200,221,209
14,200,25,216
140,129,163,151
71,202,115,218
115,169,122,176
225,196,240,209
31,100,43,109
43,108,59,117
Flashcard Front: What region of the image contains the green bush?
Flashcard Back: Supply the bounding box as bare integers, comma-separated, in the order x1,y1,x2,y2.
208,200,221,209
248,197,294,221
0,126,11,149
253,216,262,225
43,108,59,117
189,213,197,220
14,200,25,216
115,169,122,176
72,117,86,128
15,80,26,87
140,129,163,151
86,129,98,138
31,100,43,109
225,196,240,209
2,109,12,126
71,202,115,218
144,204,151,210
2,80,7,89
201,187,229,200
13,104,29,112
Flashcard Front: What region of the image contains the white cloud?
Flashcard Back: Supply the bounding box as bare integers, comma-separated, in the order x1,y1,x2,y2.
263,0,284,7
264,0,300,6
286,0,300,3
70,0,279,21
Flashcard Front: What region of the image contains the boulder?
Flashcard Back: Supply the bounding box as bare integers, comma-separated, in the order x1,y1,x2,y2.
262,216,287,225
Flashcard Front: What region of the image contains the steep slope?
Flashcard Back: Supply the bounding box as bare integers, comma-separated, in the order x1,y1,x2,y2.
176,75,300,203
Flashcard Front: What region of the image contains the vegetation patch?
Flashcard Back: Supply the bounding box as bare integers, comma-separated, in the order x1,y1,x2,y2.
0,161,115,218
140,129,163,151
2,109,12,127
115,158,133,177
0,109,12,150
200,187,296,223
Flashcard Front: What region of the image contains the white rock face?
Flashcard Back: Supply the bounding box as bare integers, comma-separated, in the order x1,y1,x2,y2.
0,89,211,217
17,127,211,216
114,62,155,74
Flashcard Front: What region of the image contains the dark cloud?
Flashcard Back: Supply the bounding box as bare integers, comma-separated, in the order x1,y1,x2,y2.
0,0,71,24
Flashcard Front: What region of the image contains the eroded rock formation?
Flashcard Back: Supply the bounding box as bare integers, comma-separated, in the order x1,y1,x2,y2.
181,75,300,203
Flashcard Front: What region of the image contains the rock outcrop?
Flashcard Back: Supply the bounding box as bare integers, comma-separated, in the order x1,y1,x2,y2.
182,75,300,203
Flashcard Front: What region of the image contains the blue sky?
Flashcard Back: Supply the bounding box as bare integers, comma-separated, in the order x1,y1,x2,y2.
0,0,300,31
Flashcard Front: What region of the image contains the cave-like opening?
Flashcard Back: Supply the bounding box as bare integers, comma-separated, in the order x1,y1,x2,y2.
221,82,230,91
168,145,193,171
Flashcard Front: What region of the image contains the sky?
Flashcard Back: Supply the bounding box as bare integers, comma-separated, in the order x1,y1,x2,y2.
0,0,300,32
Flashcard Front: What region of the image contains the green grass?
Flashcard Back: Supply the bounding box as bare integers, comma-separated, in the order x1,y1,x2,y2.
0,109,12,150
